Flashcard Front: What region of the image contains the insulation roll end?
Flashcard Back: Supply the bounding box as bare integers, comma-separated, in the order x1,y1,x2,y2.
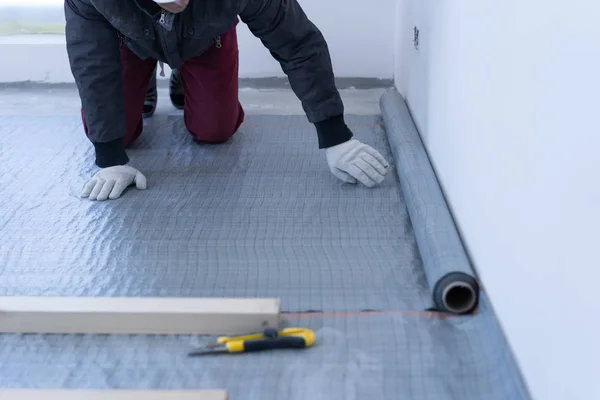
433,272,480,314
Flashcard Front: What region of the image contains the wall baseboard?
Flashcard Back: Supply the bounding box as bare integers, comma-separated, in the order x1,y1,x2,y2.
0,77,393,90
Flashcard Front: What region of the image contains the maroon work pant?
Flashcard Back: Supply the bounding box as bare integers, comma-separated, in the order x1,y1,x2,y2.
82,24,244,146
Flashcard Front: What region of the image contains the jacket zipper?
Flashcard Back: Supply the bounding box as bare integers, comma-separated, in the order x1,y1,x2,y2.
161,9,220,51
158,10,172,66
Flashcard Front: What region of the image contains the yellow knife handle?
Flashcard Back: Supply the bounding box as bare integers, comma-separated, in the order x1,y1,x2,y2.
218,328,316,346
217,332,265,344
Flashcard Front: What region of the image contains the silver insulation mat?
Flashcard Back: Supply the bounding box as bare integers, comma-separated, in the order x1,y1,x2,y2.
0,113,429,312
0,104,529,399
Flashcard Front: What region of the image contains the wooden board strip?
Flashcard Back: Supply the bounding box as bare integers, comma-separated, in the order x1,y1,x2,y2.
0,296,279,335
0,390,227,400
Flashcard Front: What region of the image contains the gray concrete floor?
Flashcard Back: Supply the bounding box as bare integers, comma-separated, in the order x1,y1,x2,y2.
0,86,388,116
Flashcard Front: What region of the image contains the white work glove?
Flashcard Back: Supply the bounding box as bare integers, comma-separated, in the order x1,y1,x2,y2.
326,139,390,187
81,165,147,201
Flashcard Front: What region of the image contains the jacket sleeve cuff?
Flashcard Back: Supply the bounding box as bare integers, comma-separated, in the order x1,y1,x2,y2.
314,114,354,149
93,139,129,168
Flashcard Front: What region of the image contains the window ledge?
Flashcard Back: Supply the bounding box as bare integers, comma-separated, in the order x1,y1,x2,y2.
0,33,72,83
0,33,65,45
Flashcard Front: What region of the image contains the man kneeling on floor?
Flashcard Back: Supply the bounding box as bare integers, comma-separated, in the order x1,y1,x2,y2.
66,0,390,201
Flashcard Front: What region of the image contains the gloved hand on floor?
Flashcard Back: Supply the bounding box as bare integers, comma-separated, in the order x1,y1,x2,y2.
326,139,390,187
81,165,147,201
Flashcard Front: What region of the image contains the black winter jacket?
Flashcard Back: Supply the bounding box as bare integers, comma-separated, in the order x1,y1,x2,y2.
64,0,354,168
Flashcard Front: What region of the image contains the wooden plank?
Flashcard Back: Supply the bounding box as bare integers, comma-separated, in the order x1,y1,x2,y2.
0,390,227,400
0,296,279,335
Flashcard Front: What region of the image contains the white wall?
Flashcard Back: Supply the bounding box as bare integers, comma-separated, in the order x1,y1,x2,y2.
239,0,395,79
395,0,600,399
0,0,395,82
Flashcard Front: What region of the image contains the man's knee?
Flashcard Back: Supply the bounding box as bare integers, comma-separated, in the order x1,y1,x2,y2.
184,106,244,143
186,120,235,143
189,127,235,144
